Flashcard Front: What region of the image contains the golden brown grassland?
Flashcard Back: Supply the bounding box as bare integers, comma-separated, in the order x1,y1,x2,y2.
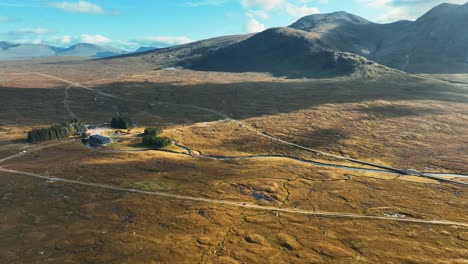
0,59,467,263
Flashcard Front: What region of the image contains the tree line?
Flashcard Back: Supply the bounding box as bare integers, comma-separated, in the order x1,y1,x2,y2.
27,119,85,143
111,115,134,129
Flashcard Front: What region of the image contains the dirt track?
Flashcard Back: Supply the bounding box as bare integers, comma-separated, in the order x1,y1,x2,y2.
1,167,467,227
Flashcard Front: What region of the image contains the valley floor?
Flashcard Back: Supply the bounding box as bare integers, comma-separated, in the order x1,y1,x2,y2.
0,61,467,263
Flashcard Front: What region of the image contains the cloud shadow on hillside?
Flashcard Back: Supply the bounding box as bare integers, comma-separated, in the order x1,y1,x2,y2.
0,76,466,126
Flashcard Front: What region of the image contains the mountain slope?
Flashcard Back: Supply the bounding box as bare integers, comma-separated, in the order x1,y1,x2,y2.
106,34,252,69
389,2,468,73
288,2,468,73
188,27,400,78
289,12,386,57
135,47,158,53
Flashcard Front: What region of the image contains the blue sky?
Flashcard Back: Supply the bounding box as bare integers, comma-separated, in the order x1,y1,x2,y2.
0,0,466,50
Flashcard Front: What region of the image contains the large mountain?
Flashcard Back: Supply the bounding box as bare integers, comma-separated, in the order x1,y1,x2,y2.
385,2,468,73
114,2,467,77
288,2,468,73
0,42,126,60
188,27,398,78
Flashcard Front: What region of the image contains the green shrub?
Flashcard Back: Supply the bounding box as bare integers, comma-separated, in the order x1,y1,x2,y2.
111,116,134,129
144,127,163,136
142,135,172,148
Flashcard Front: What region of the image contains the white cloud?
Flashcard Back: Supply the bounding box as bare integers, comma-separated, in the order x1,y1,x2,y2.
285,3,320,18
43,35,73,45
0,27,193,50
48,1,103,14
61,35,72,44
136,36,194,47
241,0,286,10
249,10,269,19
0,28,51,45
358,0,467,22
178,0,227,7
246,15,266,33
240,0,321,33
80,34,110,44
378,7,412,22
114,36,194,50
9,28,50,35
359,0,391,8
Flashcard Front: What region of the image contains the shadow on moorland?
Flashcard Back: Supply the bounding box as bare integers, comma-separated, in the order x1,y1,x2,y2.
223,128,349,152
353,105,445,119
91,77,466,119
0,76,466,127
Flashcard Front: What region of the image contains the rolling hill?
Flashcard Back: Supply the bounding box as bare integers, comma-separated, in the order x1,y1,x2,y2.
0,42,126,60
55,43,125,58
0,43,63,60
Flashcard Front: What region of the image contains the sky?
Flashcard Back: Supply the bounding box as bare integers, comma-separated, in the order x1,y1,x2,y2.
0,0,466,50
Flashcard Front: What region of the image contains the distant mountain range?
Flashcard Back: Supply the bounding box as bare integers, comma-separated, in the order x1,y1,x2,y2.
0,42,158,60
111,2,468,77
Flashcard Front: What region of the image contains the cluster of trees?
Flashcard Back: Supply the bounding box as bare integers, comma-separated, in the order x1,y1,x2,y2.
144,127,163,136
142,127,172,148
27,119,85,143
111,116,134,129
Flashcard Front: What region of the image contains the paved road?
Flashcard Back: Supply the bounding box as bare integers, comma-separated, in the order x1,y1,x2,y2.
1,167,466,228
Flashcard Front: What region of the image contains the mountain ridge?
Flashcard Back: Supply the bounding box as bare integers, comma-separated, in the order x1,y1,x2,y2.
117,2,468,76
186,27,402,78
287,1,468,73
2,2,466,75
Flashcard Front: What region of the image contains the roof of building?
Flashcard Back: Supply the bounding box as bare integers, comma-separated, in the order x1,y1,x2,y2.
88,135,111,145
